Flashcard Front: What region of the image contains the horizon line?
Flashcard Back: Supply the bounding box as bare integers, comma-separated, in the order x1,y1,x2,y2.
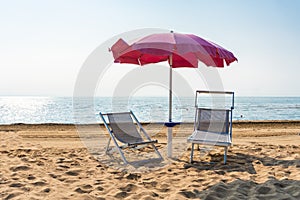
1,95,300,98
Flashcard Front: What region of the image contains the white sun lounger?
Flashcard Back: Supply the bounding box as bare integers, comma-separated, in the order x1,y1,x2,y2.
187,91,234,164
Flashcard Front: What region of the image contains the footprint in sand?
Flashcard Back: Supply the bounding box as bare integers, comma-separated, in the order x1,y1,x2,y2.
58,177,66,182
283,185,300,198
119,183,138,192
96,186,104,191
42,188,51,193
9,165,31,172
3,192,22,200
157,183,170,193
178,190,197,199
210,185,230,198
31,180,47,187
36,161,45,166
9,183,24,188
81,184,93,190
65,169,81,176
0,177,10,185
113,184,139,199
141,180,158,188
114,191,129,199
58,164,70,169
48,173,58,179
56,157,65,164
94,179,104,185
74,185,93,194
125,173,141,180
27,174,36,180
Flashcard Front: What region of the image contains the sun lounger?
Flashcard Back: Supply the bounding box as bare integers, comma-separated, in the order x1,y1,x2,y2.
187,91,234,164
99,110,163,164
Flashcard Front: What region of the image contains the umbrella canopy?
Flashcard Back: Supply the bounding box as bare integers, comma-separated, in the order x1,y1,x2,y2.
111,32,237,68
110,31,237,157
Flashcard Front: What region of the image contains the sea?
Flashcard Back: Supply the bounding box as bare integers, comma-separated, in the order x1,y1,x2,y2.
0,96,299,124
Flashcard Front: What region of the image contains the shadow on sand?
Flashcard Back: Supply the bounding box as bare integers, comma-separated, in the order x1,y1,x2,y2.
178,178,300,199
175,144,300,199
181,146,300,175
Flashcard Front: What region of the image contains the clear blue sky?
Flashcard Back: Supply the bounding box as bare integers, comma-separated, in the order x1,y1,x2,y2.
0,0,299,96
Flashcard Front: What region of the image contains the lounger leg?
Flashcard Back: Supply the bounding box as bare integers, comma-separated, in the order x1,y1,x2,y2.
110,137,128,164
190,143,195,163
151,144,163,160
105,138,111,154
224,146,228,164
113,142,128,164
119,149,128,164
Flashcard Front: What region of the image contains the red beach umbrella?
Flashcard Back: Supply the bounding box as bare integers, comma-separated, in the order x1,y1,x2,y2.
110,31,237,157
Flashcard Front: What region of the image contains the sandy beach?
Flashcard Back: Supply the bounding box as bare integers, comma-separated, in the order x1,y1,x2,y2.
1,121,300,199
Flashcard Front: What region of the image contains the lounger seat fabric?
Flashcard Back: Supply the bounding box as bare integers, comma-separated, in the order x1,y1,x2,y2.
188,130,231,146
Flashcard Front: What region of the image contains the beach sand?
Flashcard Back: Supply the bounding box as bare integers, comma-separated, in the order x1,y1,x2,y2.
1,121,300,199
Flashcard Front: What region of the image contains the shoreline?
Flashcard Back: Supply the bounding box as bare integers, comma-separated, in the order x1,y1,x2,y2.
0,119,300,126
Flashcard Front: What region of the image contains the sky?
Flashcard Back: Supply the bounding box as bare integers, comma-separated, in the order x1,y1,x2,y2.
0,0,300,97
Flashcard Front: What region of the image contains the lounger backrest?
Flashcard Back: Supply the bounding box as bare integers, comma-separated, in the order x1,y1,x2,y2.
107,113,143,144
196,108,230,134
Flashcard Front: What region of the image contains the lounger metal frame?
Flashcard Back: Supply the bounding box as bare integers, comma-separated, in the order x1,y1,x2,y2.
188,90,234,164
99,110,163,164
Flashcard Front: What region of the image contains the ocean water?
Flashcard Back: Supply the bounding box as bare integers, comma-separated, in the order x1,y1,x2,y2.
0,96,299,124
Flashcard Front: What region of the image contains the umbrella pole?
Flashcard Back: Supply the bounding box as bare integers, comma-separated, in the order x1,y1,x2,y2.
167,54,173,158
